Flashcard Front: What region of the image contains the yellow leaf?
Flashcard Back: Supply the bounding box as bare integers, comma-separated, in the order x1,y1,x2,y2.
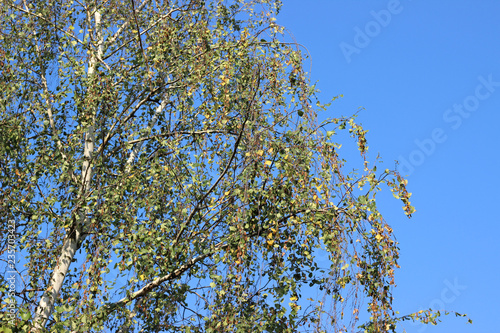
375,234,383,242
290,296,297,301
264,160,272,166
257,150,264,156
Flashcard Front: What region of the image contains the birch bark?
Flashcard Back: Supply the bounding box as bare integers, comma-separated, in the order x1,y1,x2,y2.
32,9,104,331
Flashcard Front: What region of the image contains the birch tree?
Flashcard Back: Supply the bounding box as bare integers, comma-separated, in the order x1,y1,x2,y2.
0,0,454,332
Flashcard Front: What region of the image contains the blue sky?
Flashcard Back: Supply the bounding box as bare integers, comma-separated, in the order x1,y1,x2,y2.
277,1,500,332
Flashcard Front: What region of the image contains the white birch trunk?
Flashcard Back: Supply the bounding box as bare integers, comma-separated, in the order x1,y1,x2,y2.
32,10,103,331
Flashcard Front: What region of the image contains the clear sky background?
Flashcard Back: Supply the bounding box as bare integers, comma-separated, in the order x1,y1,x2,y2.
276,1,499,332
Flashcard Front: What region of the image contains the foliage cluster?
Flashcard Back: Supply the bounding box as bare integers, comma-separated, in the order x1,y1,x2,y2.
0,0,467,332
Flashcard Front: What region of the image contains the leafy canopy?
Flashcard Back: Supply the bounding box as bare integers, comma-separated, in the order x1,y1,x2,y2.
1,0,467,332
